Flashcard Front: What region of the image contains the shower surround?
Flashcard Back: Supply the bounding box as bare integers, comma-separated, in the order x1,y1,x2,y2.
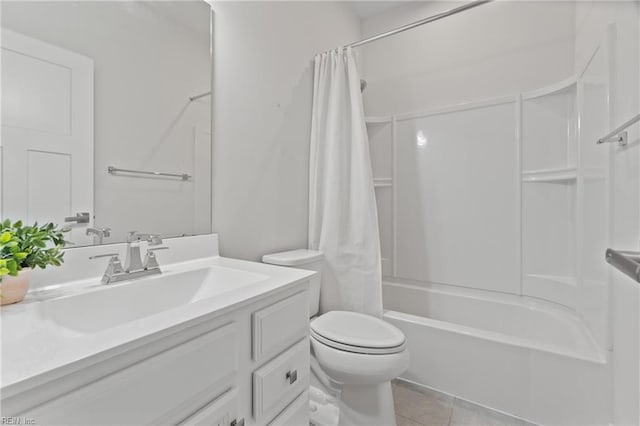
359,1,640,424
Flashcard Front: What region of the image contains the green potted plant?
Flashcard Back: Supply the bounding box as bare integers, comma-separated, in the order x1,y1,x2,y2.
0,220,67,305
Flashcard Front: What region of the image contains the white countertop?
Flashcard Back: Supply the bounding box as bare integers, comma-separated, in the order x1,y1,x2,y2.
0,255,314,397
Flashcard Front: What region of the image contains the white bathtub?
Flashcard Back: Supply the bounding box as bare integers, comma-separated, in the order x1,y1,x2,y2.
382,281,612,425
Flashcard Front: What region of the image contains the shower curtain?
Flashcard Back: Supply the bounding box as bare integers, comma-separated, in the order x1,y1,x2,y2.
308,47,383,317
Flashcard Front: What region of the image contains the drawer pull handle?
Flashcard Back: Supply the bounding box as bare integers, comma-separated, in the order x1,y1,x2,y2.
286,369,298,384
230,418,244,426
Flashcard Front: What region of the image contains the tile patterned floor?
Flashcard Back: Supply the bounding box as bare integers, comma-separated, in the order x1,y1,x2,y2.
392,380,537,426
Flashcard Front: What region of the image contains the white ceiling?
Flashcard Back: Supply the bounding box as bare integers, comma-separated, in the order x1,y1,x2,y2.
348,1,414,19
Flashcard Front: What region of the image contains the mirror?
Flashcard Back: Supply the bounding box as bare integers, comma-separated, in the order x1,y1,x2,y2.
0,1,213,246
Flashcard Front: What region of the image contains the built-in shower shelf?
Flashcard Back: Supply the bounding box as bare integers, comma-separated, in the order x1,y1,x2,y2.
374,178,393,188
583,167,606,180
521,75,578,100
526,274,577,287
522,167,577,183
365,115,393,124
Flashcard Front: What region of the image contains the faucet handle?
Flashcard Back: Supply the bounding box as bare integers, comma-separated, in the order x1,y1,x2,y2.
90,253,124,284
143,247,168,270
89,253,119,259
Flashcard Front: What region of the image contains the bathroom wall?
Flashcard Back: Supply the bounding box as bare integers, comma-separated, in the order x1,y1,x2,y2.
1,1,211,242
574,3,640,424
211,1,361,261
360,1,576,115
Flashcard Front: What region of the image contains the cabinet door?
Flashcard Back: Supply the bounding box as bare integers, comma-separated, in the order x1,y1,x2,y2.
23,323,237,425
180,388,240,426
252,291,309,362
268,391,309,426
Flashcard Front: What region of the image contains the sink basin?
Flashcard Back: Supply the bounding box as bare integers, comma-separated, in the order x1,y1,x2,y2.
38,266,268,333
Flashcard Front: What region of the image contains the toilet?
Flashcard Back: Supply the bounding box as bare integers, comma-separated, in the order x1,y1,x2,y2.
262,249,409,426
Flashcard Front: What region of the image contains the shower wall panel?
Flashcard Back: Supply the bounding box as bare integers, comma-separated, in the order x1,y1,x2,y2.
394,101,519,294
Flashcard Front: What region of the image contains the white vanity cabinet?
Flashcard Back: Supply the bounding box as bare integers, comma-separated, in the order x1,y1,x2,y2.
2,286,311,426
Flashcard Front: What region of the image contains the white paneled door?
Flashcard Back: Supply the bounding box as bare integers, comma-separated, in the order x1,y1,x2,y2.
1,29,94,245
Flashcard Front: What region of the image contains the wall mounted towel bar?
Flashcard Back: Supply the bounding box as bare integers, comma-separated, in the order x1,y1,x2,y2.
605,248,640,283
597,113,640,146
108,166,191,181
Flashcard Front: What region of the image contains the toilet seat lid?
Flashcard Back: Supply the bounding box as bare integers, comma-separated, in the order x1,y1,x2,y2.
310,311,406,354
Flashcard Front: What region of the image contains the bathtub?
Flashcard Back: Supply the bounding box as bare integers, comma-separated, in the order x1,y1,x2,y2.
382,281,611,425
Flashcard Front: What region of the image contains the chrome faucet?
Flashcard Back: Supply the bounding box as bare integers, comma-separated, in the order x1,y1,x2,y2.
90,231,168,285
86,227,111,244
125,231,163,272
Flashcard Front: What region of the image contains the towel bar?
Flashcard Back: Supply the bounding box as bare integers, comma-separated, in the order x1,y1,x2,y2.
605,248,640,283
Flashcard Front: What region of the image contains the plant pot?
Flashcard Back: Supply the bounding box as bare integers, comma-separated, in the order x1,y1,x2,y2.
1,268,31,306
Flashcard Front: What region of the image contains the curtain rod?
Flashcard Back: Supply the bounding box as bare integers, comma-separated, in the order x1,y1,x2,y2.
325,0,493,53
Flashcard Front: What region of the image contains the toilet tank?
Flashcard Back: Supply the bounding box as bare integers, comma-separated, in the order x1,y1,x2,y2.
262,249,323,317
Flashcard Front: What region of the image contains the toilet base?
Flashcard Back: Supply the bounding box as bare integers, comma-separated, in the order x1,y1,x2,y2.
338,382,396,426
310,361,397,426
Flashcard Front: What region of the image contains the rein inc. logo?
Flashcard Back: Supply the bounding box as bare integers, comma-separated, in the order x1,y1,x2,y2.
1,418,35,425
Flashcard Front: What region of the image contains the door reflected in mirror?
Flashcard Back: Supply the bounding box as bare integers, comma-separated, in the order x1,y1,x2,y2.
1,1,213,246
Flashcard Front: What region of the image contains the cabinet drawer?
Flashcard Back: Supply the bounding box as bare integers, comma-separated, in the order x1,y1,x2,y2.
253,290,308,361
180,387,238,426
269,391,309,426
24,323,237,425
253,339,309,423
